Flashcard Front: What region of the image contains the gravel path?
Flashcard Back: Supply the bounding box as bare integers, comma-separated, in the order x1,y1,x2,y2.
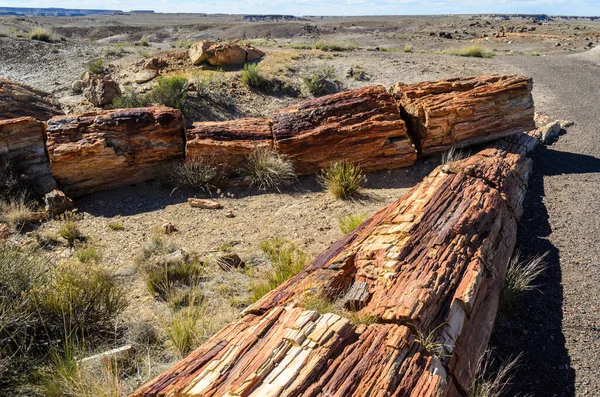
493,51,600,396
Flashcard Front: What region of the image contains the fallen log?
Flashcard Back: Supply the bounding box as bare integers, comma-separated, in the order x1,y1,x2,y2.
0,78,62,121
45,107,186,197
0,116,57,194
272,85,417,174
132,132,539,397
392,75,535,155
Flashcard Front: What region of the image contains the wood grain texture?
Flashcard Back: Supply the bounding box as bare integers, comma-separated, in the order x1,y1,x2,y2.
132,132,539,397
45,107,185,197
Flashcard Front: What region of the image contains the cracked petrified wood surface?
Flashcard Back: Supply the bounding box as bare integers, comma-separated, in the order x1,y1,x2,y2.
45,107,185,197
186,118,273,171
272,86,417,174
0,78,62,121
0,116,57,194
133,133,538,397
392,75,535,155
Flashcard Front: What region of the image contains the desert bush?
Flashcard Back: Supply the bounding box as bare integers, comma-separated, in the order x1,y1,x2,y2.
163,303,200,357
0,195,35,229
468,350,520,397
338,213,367,233
318,161,365,199
138,39,150,47
241,63,265,88
148,76,188,110
314,40,356,52
445,45,494,58
193,70,227,97
108,221,125,231
86,58,105,75
403,44,414,53
141,254,203,300
241,147,296,191
170,39,192,49
157,157,225,192
75,246,100,263
250,238,308,302
29,27,51,42
302,65,339,97
500,252,548,312
103,43,127,57
59,221,83,246
346,65,369,81
112,87,149,109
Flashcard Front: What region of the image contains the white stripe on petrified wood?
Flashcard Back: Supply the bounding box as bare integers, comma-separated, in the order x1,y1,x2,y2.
132,132,538,397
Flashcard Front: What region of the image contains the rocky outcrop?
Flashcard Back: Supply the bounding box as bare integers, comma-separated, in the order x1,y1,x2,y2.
272,85,417,174
0,78,61,121
186,118,273,171
45,107,185,197
132,133,539,397
392,75,535,155
0,116,57,194
189,41,265,66
81,72,121,106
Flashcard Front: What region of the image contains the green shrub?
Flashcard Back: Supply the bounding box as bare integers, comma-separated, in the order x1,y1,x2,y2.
59,221,83,246
241,148,296,191
139,39,150,47
108,221,125,231
193,71,227,97
241,63,265,88
170,39,192,49
157,158,225,193
318,161,365,199
403,44,414,53
164,304,200,357
444,45,494,58
29,27,51,42
112,87,149,109
314,40,356,52
75,247,100,263
251,238,308,302
338,213,367,233
302,65,339,97
148,76,188,110
141,254,203,300
86,58,105,75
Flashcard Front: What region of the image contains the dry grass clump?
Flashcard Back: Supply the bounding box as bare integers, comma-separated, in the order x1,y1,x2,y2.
500,251,548,312
414,324,450,358
112,87,149,109
241,148,296,191
59,221,83,246
157,157,226,193
314,40,356,52
444,45,494,58
302,65,339,97
468,350,520,397
0,195,35,229
338,213,367,234
86,58,105,75
29,27,51,42
298,292,377,326
141,254,204,301
108,221,125,231
75,246,101,263
250,238,308,302
441,146,469,164
241,63,265,88
318,160,365,199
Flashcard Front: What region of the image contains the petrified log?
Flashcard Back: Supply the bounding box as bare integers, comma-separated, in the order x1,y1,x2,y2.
45,107,185,197
0,78,61,121
133,132,538,397
272,86,417,174
392,75,535,155
186,118,273,171
0,116,57,194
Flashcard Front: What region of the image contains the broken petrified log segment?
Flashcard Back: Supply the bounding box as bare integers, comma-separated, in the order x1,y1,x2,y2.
133,133,539,397
0,116,58,194
0,78,62,121
186,118,273,171
272,85,417,174
45,107,185,197
187,198,223,209
392,75,535,155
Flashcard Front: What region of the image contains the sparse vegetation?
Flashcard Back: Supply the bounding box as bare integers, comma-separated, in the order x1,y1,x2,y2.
299,292,378,325
75,246,101,263
241,147,296,191
500,252,548,312
108,221,125,231
29,27,51,42
444,45,494,58
468,350,520,397
86,58,105,75
346,65,370,81
0,159,28,201
59,221,83,245
103,43,127,57
112,87,149,109
157,157,225,192
138,39,150,47
314,40,356,52
441,146,468,164
415,324,450,358
241,63,265,88
148,76,188,110
338,213,367,233
141,253,203,300
302,65,339,97
171,39,192,49
403,44,414,53
0,195,35,229
318,161,365,199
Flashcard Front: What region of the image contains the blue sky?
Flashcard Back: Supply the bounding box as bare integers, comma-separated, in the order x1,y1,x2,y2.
4,0,600,16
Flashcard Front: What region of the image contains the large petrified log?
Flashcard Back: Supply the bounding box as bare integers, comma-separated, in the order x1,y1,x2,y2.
133,132,538,397
392,75,535,155
186,118,273,171
45,107,186,197
0,78,62,121
0,117,57,194
272,86,417,174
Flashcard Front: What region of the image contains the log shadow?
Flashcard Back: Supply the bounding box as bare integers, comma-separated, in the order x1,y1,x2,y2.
492,146,583,396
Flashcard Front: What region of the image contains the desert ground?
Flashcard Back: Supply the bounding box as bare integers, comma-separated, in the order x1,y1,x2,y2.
1,12,599,396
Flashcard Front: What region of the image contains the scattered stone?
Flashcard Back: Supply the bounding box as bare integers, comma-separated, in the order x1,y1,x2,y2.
530,121,562,144
555,42,561,46
71,80,83,94
189,41,265,66
225,210,235,218
143,57,167,70
189,40,216,65
558,120,575,129
162,223,178,234
81,72,121,106
0,223,9,240
188,198,223,209
135,70,159,84
216,253,245,270
77,345,134,367
44,189,74,215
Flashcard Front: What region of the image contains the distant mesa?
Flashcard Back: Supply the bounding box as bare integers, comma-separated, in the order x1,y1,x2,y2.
0,7,158,17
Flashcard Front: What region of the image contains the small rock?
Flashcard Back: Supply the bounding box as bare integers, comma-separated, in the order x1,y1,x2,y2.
225,210,235,218
135,69,158,84
44,189,74,215
81,72,121,106
558,120,575,129
188,198,223,209
555,42,561,46
143,57,167,70
162,223,178,234
216,253,245,270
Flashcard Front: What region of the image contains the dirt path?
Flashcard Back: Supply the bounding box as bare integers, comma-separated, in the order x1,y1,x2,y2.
492,51,600,396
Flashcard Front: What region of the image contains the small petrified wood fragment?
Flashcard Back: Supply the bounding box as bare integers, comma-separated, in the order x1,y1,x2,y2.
0,116,57,194
272,86,417,174
133,133,539,397
46,107,185,197
392,75,535,155
186,118,273,171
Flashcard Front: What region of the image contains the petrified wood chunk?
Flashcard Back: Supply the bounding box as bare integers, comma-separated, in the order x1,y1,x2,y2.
186,118,273,171
392,75,535,155
0,116,57,194
272,85,417,174
133,133,539,397
46,107,185,197
0,78,62,121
